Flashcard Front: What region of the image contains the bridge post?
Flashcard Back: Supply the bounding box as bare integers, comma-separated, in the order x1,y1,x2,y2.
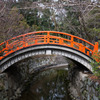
23,36,25,47
93,42,99,52
71,36,74,47
35,39,37,44
59,38,61,44
47,32,50,43
6,41,9,48
79,43,82,51
44,35,46,43
4,41,9,55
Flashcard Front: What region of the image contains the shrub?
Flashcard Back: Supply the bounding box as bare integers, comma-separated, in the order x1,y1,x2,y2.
91,51,100,77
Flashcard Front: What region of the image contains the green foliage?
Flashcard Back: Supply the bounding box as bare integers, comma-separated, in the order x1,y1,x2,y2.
93,28,100,33
19,8,54,31
91,52,100,77
85,7,100,40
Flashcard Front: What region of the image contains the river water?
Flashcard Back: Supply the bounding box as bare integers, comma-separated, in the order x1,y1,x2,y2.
18,69,72,100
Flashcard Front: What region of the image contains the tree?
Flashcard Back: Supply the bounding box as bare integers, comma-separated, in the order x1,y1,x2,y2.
0,7,30,42
0,0,99,42
84,7,100,42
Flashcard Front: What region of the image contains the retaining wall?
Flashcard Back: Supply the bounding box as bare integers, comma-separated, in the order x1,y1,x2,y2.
68,67,100,100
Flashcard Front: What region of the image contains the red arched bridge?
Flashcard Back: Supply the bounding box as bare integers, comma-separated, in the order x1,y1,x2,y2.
0,31,99,73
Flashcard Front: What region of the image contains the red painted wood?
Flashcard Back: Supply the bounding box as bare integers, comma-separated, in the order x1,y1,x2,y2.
0,31,98,60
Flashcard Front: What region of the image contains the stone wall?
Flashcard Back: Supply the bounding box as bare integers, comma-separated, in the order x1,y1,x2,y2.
0,73,8,100
68,67,100,100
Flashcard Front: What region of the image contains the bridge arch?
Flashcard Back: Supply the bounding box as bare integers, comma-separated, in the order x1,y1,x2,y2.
0,44,93,73
0,31,99,73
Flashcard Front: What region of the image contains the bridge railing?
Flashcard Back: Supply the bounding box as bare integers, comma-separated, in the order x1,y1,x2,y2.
0,31,98,60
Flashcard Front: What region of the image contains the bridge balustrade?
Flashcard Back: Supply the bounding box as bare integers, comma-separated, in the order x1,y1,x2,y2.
0,31,98,60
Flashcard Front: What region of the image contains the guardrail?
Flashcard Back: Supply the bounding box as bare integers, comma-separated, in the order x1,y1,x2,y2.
0,31,99,60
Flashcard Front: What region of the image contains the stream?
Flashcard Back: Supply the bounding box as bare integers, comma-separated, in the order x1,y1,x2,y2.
17,69,72,100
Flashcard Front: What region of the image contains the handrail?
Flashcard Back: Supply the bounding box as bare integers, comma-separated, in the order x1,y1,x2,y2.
0,31,99,60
